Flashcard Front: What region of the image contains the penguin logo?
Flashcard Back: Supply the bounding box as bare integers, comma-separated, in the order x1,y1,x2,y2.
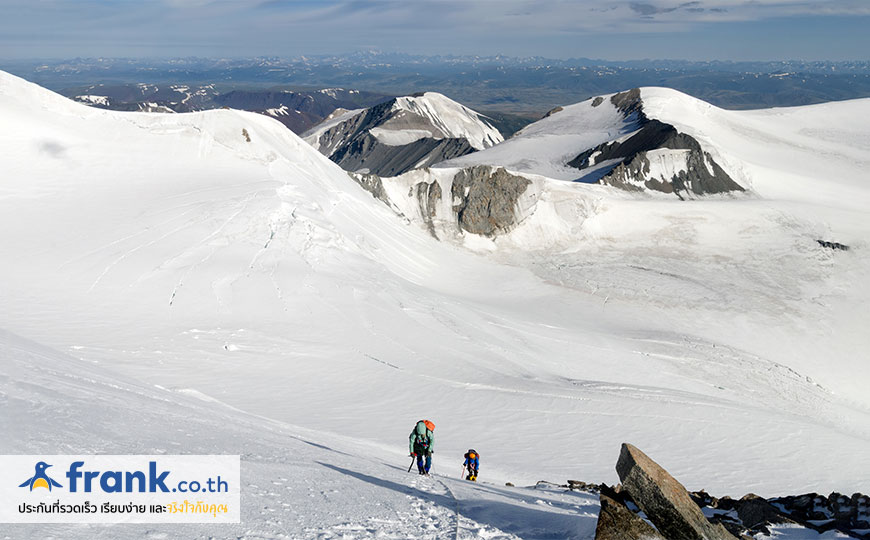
19,461,63,491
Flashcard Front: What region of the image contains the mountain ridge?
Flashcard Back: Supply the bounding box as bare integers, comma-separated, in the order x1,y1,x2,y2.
303,91,503,176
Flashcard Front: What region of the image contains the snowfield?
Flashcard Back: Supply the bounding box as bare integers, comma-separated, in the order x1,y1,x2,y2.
1,70,869,538
0,329,599,539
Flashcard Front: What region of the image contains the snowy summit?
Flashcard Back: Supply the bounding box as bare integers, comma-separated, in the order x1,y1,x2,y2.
304,91,503,176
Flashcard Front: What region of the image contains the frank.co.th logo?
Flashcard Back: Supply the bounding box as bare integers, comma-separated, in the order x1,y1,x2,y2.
3,455,240,524
16,459,230,494
18,461,63,492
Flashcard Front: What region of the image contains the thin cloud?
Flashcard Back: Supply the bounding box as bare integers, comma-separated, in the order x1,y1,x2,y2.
0,0,867,60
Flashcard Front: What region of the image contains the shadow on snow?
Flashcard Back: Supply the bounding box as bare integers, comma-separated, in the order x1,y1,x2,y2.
317,461,598,539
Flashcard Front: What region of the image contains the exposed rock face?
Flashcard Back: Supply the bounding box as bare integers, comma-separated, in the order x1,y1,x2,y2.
306,104,374,158
332,133,474,177
610,88,645,118
596,493,665,540
349,165,535,239
451,166,532,236
415,180,442,236
616,443,738,540
568,89,743,199
349,172,392,207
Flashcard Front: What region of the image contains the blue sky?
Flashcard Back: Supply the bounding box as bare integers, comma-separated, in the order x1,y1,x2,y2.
2,0,869,61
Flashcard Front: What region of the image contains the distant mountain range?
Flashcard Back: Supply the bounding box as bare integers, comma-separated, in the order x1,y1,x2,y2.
5,54,870,116
55,82,531,137
58,82,392,133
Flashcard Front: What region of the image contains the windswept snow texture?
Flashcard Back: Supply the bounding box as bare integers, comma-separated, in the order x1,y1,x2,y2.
303,91,503,176
1,71,870,538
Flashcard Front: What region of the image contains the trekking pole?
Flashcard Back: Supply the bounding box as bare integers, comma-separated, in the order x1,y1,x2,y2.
408,456,416,473
460,464,466,479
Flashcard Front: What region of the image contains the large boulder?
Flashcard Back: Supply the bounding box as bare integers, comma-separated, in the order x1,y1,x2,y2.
616,443,738,540
595,493,665,540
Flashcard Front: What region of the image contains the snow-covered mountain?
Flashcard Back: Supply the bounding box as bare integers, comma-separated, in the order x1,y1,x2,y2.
303,91,503,176
440,88,750,199
2,69,870,538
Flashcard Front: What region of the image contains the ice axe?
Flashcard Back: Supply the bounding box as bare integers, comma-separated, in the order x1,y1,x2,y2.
408,455,416,473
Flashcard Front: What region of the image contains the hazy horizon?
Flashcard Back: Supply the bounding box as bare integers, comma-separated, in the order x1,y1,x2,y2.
2,52,868,64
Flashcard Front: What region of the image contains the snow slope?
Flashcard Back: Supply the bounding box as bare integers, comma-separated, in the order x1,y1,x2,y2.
638,87,870,208
0,329,600,539
434,90,870,410
1,70,870,538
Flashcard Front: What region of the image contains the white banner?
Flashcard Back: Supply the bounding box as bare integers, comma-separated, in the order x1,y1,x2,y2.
0,455,240,523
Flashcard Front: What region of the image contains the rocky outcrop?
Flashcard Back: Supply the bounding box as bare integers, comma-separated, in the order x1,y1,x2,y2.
567,89,743,199
770,492,870,535
817,240,850,251
577,448,868,540
616,443,738,540
349,165,536,239
596,493,666,540
543,105,564,118
610,88,645,118
350,172,392,207
451,166,532,236
568,480,602,493
568,117,743,199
